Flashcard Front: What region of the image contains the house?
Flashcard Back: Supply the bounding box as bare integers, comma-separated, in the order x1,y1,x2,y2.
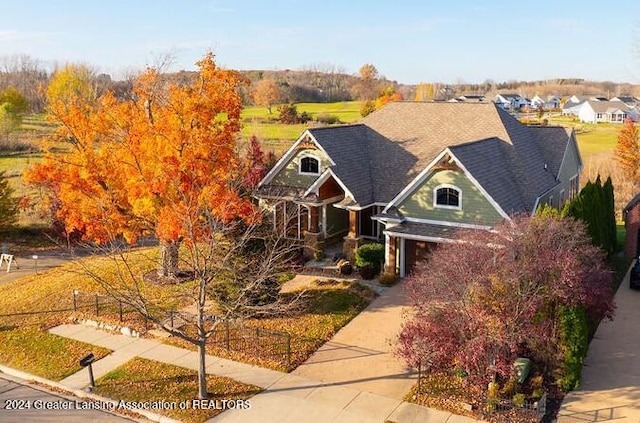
256,102,582,277
456,94,486,103
624,194,640,259
531,95,561,110
611,95,639,107
494,94,529,110
568,95,607,103
577,100,638,123
562,94,610,116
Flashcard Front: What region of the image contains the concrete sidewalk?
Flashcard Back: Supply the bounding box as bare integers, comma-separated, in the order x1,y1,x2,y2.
50,323,480,423
558,262,640,422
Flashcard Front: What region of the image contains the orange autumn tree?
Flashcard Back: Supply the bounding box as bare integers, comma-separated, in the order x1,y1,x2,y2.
26,52,253,277
26,53,299,399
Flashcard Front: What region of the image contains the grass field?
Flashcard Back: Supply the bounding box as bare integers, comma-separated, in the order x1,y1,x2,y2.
242,101,361,123
546,114,620,157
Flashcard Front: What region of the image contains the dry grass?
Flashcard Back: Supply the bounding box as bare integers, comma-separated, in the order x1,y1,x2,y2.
95,358,262,423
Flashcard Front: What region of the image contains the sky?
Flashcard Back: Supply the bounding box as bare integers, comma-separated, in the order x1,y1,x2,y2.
0,0,639,85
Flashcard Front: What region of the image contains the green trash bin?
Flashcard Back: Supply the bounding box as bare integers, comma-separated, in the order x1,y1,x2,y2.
513,357,531,384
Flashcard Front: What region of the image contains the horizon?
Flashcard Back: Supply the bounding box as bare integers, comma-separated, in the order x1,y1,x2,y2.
1,0,639,85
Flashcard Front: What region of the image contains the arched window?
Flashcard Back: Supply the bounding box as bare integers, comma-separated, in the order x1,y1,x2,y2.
434,185,461,209
299,156,320,175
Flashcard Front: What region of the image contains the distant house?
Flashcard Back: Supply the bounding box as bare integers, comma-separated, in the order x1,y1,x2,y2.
577,101,638,124
456,94,486,103
257,102,582,276
568,95,608,103
531,95,561,110
494,94,529,110
611,96,639,107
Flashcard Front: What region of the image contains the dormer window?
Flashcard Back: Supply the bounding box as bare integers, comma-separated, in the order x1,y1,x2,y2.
434,185,461,210
299,156,320,175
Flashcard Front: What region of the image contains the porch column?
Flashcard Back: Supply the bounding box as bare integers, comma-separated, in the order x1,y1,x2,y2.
343,209,362,262
304,206,324,260
348,210,359,237
309,206,320,233
385,235,398,275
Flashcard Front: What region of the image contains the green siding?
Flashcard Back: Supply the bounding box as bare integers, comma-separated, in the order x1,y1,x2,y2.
398,170,503,225
539,139,580,209
270,148,329,188
326,205,349,236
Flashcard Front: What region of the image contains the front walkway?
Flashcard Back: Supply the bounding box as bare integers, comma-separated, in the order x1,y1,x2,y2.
558,262,640,422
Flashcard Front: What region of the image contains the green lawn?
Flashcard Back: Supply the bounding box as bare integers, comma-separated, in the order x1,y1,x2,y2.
241,101,362,152
242,101,361,123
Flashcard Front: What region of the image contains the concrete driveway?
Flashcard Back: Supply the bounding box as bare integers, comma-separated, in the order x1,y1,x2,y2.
292,280,416,400
558,262,640,422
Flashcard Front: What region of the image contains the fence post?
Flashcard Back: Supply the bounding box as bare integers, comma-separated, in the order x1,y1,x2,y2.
72,290,77,311
170,310,174,328
118,301,123,322
286,333,291,368
417,361,422,394
225,320,230,350
94,295,99,317
255,327,260,358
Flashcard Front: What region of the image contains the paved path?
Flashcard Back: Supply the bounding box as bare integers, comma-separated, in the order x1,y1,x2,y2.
0,373,138,422
0,252,70,285
558,262,640,422
292,281,414,400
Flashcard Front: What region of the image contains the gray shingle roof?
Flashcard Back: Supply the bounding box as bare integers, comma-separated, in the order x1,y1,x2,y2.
277,102,571,216
530,126,573,176
588,100,633,113
385,221,485,240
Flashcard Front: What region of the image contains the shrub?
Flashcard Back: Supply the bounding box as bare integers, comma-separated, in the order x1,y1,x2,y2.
358,265,376,280
378,272,399,286
316,113,340,124
512,393,526,407
277,104,300,124
360,100,376,117
355,243,385,275
558,305,589,391
500,378,518,396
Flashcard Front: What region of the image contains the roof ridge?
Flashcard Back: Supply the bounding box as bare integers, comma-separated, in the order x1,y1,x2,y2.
307,123,366,131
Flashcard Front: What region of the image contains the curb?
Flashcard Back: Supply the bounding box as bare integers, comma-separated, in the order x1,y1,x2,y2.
0,364,180,423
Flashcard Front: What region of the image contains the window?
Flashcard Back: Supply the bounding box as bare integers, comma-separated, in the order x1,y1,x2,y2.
569,175,579,200
434,186,461,209
299,156,320,175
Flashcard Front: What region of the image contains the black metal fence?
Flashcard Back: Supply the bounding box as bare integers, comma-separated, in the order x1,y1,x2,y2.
488,392,547,422
208,318,291,368
72,290,292,368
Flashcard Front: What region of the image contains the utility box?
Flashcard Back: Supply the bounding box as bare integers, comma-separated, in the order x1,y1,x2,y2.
514,357,531,384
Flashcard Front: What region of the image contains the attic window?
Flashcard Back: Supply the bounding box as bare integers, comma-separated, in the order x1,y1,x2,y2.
299,156,320,175
434,185,461,210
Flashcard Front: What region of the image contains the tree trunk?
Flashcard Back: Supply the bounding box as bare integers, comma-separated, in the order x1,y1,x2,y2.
158,240,179,278
197,334,208,399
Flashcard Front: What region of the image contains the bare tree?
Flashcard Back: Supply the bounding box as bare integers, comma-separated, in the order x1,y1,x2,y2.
76,203,301,399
